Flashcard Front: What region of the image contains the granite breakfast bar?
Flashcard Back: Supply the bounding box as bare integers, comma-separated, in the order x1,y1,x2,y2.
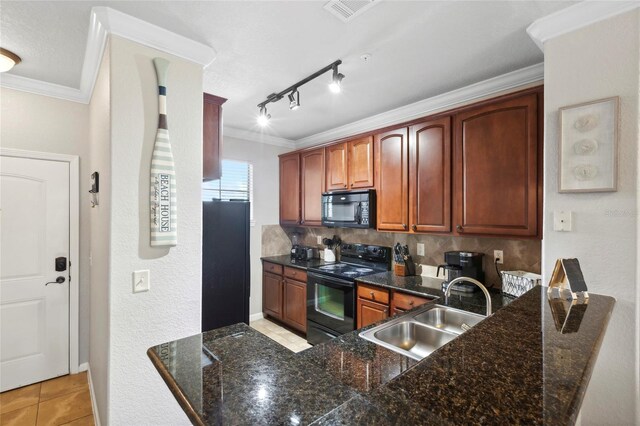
148,286,614,425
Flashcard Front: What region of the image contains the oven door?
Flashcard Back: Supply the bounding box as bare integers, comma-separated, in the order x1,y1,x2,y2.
307,272,355,336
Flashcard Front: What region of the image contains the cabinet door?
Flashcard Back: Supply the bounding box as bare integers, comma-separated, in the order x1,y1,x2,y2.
409,117,451,233
283,279,307,333
375,128,409,232
263,272,283,320
203,93,227,181
300,149,324,226
325,143,348,191
279,153,301,225
454,92,539,237
348,136,374,189
357,298,389,329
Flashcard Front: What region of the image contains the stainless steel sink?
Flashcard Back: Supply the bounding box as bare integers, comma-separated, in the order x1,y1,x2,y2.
413,306,484,335
359,304,486,361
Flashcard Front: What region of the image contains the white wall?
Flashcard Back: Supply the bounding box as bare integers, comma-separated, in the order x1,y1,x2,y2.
222,136,289,316
0,87,91,365
542,9,640,425
88,42,111,425
106,35,202,425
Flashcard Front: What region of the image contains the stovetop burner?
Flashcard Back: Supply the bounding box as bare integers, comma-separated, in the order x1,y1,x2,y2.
307,243,391,281
318,264,349,270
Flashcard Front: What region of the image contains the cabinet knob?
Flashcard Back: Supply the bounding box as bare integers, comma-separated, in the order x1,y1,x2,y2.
402,224,407,230
411,224,417,231
456,224,463,232
384,308,388,315
409,300,414,306
370,291,375,298
300,220,304,224
350,183,353,187
344,184,347,188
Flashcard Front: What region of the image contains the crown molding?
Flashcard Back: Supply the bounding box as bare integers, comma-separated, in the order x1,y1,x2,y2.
294,63,544,148
225,126,296,149
527,1,640,51
0,7,216,104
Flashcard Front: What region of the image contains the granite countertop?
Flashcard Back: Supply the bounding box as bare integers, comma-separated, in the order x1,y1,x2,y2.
148,287,614,425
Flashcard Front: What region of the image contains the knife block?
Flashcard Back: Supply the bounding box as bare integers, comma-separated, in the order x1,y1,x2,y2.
394,261,415,277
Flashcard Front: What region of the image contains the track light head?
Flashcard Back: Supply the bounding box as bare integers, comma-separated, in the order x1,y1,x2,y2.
329,65,345,93
257,106,271,126
288,90,300,110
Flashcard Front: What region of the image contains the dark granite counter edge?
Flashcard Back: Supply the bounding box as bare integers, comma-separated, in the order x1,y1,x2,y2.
147,348,204,426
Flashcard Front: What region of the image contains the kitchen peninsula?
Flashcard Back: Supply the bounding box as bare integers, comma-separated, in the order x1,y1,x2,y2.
148,287,614,425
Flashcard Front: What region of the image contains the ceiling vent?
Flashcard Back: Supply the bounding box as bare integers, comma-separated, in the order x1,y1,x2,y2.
323,0,380,23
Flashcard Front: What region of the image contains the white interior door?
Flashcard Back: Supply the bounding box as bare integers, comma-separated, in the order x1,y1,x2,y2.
1,156,70,392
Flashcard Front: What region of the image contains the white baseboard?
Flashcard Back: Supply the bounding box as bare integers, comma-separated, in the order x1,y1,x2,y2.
249,312,265,322
87,365,101,426
78,362,89,372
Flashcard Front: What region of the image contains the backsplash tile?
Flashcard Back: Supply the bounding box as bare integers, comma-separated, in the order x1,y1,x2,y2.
261,225,541,289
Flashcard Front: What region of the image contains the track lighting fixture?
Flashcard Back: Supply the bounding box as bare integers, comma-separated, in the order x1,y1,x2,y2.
257,106,271,127
329,64,345,94
288,89,300,110
256,60,344,125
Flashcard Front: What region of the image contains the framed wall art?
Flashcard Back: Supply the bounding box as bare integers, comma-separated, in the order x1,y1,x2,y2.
558,97,619,193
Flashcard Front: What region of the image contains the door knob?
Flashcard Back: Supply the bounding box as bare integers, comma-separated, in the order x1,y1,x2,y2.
46,276,65,286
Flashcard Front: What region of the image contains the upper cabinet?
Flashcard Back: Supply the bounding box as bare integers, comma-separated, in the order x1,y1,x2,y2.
453,91,540,237
325,142,349,191
375,128,409,232
300,148,325,226
348,136,375,189
203,93,227,181
279,153,301,226
409,116,451,233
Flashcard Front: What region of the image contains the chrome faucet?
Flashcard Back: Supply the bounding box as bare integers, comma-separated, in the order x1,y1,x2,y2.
444,277,492,317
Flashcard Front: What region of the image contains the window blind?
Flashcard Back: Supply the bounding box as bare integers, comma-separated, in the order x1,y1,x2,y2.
202,159,254,223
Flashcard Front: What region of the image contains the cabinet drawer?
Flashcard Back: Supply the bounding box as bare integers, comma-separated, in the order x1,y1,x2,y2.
357,283,389,304
392,291,433,311
263,262,283,275
284,267,307,282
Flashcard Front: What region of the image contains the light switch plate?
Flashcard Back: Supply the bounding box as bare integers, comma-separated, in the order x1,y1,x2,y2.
317,236,322,244
554,210,572,231
416,243,425,256
133,270,150,293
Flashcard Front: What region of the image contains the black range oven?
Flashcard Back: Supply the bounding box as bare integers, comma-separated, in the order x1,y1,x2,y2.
306,243,391,345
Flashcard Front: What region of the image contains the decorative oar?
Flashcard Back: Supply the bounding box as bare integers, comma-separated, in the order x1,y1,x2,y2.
150,57,177,247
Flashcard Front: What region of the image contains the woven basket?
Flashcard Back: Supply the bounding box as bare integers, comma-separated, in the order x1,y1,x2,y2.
501,270,542,298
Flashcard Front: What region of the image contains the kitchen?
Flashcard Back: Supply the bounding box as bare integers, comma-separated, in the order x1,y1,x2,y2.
0,1,637,426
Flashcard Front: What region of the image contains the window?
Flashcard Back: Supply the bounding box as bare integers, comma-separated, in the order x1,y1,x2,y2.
202,159,254,225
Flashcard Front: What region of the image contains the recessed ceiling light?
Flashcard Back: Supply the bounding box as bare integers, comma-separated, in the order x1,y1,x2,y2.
0,48,21,72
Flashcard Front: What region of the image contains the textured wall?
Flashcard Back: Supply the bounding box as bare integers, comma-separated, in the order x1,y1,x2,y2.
542,10,640,425
0,87,91,365
107,36,202,425
263,225,541,289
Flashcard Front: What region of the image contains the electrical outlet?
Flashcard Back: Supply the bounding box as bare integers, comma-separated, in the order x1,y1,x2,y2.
317,235,322,244
133,270,150,293
416,243,425,256
494,250,504,264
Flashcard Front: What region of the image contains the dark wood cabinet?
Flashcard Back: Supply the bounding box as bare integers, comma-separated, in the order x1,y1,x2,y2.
409,116,452,233
279,153,301,225
348,136,375,189
453,91,539,237
283,279,307,332
203,93,227,181
263,271,283,320
325,142,348,191
300,148,324,226
357,298,389,329
375,128,409,232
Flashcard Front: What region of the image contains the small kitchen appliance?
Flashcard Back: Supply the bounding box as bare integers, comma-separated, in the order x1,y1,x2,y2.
438,251,485,293
306,243,391,345
290,245,319,261
321,189,376,228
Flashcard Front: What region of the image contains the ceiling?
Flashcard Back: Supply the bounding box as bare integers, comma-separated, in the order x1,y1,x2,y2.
0,1,573,141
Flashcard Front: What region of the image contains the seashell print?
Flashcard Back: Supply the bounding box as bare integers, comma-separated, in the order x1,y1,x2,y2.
573,164,599,181
573,138,599,155
573,114,599,132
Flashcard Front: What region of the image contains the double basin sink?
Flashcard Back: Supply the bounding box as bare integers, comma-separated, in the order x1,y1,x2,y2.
359,304,485,360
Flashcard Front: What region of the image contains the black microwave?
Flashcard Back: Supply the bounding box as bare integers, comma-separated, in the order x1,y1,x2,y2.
321,190,376,228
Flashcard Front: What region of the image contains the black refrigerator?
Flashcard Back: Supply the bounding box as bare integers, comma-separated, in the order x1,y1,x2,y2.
202,200,250,332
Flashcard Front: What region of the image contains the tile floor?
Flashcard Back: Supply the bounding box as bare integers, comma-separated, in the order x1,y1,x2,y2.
250,318,312,353
0,372,94,426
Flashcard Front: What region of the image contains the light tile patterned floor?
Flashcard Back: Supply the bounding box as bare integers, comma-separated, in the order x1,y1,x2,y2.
250,318,312,353
0,372,94,426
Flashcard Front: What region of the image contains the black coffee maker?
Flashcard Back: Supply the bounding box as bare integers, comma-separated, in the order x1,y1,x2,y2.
437,251,485,293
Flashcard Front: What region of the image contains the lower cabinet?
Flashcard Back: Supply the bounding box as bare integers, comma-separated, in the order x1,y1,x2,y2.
356,282,434,328
262,262,307,333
